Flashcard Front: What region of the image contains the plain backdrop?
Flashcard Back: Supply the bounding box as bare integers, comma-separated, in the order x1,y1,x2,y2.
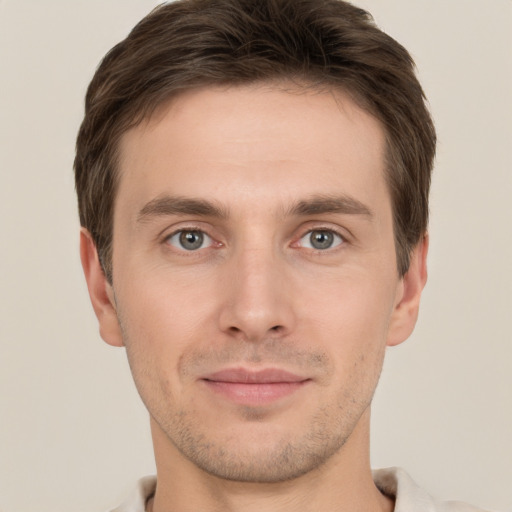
0,1,511,511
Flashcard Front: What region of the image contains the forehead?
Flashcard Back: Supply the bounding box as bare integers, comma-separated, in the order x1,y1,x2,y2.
116,83,388,215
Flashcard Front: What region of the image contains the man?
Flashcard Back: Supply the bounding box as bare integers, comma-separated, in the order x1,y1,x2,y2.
74,1,487,511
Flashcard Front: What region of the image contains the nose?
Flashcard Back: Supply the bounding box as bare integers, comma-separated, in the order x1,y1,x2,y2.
218,245,296,342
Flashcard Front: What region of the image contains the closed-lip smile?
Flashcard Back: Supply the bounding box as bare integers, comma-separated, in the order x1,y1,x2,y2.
200,367,311,406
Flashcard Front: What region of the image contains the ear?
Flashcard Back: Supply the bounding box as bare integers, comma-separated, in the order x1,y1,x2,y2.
386,234,429,347
79,228,124,347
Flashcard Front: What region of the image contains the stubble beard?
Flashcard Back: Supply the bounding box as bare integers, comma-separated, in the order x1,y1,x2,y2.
119,316,383,484
149,384,374,483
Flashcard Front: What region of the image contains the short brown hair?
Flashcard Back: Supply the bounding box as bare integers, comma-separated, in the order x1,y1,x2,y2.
75,0,436,282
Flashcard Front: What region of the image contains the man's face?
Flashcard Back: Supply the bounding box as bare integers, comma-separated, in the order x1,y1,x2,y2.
85,83,423,482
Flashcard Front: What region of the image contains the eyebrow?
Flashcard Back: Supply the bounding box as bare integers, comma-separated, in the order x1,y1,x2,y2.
287,194,374,218
137,196,228,222
137,193,373,223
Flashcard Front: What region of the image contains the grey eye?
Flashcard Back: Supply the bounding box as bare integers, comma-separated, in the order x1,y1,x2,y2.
167,230,211,251
299,230,343,250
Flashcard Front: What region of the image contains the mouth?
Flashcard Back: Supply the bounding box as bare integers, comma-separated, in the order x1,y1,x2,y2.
200,368,311,406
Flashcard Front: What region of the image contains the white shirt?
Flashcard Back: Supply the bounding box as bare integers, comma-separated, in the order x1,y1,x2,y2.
109,467,490,512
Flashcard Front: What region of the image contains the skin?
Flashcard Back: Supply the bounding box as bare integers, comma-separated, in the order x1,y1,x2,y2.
81,83,428,512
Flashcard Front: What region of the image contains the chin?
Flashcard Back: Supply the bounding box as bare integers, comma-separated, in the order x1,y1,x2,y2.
160,410,355,483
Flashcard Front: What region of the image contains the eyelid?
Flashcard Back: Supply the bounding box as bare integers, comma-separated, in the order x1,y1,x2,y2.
158,220,215,241
166,229,213,250
161,224,222,253
300,229,344,247
297,222,349,239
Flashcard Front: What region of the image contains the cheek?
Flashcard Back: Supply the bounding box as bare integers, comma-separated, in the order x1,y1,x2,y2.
118,267,216,338
299,268,397,389
302,269,397,343
114,271,220,395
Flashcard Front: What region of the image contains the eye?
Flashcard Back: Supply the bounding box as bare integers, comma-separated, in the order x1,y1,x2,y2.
299,229,344,250
166,230,213,251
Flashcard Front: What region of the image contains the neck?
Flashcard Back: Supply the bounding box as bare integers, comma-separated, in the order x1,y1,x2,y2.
147,408,394,512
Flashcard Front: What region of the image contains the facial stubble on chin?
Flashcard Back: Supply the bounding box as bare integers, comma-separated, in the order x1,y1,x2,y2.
120,327,384,484
159,387,374,484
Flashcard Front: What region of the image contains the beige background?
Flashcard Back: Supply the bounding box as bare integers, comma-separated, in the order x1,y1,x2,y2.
0,1,510,511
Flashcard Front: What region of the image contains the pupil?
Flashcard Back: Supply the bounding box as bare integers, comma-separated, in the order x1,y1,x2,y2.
311,231,333,249
179,231,203,250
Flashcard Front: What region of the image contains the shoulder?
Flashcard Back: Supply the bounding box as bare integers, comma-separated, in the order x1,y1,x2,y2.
372,467,493,512
107,475,156,512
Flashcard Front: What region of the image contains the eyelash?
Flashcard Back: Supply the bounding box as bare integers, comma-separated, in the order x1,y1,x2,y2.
163,225,217,251
161,225,347,254
296,228,346,251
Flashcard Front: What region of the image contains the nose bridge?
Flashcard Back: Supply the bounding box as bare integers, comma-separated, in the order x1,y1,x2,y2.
219,238,295,341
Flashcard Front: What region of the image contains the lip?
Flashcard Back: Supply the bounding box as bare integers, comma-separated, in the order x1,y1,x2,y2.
203,367,308,384
200,368,310,406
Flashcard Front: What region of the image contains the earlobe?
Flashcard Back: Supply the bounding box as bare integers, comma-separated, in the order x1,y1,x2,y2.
79,228,124,347
386,234,429,347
